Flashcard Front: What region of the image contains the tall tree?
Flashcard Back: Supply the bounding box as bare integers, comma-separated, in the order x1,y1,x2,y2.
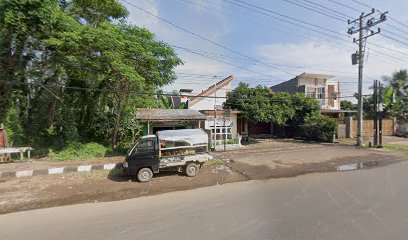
383,69,408,122
0,0,182,149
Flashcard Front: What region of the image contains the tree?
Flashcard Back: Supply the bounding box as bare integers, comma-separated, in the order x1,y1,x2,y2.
383,69,408,122
224,83,321,138
0,0,182,150
225,83,274,136
340,100,355,118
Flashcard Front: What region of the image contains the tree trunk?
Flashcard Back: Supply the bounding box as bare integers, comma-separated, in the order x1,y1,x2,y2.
112,96,122,149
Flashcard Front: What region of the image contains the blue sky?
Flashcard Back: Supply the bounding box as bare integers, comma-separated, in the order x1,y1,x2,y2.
121,0,408,100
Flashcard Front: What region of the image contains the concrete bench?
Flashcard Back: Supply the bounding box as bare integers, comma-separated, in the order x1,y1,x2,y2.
0,147,33,162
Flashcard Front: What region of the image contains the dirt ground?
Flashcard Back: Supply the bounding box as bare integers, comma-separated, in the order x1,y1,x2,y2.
1,137,407,215
213,138,407,180
0,164,246,214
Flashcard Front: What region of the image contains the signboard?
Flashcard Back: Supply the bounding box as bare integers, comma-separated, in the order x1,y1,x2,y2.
225,109,231,118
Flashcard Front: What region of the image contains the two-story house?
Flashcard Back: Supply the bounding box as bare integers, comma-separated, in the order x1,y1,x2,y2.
271,73,341,117
271,73,340,109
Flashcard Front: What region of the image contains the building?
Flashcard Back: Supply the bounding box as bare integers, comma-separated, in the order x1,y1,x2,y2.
188,75,245,145
271,73,341,116
136,108,206,135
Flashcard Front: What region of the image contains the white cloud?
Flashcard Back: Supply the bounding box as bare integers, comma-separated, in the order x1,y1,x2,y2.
124,0,160,30
249,39,408,97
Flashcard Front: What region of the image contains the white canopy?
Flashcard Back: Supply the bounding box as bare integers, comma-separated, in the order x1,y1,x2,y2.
157,129,208,146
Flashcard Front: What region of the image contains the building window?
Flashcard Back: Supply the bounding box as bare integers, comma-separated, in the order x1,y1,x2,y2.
307,91,315,98
317,87,325,99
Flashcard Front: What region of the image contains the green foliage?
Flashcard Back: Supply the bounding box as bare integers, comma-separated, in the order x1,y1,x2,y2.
340,100,355,118
382,144,408,152
4,106,24,146
205,159,224,166
382,69,408,122
225,83,296,127
225,83,321,137
0,0,182,152
301,115,337,142
49,142,108,161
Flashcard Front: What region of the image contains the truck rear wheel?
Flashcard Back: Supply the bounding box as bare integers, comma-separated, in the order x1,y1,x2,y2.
185,163,199,177
137,168,153,182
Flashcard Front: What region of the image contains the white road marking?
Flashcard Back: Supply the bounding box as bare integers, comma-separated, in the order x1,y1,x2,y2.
103,164,116,170
16,170,33,177
48,168,64,175
77,165,92,172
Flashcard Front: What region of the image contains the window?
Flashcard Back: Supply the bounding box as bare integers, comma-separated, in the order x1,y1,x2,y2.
307,91,316,98
133,140,154,154
317,87,325,99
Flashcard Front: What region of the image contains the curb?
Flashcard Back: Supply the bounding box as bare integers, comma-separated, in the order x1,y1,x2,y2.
0,163,121,180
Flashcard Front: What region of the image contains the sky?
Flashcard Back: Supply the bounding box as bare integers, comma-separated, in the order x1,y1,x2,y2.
121,0,408,101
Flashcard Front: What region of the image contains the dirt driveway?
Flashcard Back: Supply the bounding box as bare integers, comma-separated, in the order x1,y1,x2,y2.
213,139,407,179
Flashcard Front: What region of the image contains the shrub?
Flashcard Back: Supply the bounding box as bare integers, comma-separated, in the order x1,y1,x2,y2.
301,115,337,142
50,142,108,161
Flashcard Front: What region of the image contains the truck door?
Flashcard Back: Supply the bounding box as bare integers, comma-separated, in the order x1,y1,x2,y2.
127,139,159,173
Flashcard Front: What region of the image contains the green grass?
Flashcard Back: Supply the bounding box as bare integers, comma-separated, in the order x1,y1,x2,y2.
205,158,224,166
49,142,108,161
382,144,408,151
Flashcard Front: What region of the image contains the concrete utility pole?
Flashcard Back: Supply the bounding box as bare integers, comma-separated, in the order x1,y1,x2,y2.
347,9,388,146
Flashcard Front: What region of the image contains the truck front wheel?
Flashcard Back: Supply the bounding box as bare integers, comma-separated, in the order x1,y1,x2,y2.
137,168,153,182
185,163,199,177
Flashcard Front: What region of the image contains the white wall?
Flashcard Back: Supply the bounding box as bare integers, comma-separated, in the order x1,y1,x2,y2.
189,82,231,111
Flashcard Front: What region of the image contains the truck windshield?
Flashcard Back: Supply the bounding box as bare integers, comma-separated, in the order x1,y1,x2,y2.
131,140,154,154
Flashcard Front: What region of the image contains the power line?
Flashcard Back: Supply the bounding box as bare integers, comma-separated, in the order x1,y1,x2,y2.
225,0,347,38
281,0,346,22
122,0,295,77
324,0,361,13
381,34,408,47
299,0,353,19
177,46,288,80
223,0,408,66
383,29,408,42
2,80,367,101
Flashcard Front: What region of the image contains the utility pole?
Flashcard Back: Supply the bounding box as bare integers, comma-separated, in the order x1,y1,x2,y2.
378,82,383,147
373,80,378,146
348,9,388,146
213,76,218,151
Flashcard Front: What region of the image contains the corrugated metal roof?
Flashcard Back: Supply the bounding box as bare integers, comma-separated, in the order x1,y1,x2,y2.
136,108,206,121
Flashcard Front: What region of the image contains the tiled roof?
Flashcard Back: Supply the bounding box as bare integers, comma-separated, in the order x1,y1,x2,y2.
136,108,206,121
189,75,233,106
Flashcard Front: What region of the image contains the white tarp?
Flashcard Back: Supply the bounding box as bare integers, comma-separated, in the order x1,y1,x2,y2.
157,129,208,146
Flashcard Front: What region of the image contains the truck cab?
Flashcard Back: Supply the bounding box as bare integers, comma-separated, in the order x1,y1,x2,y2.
123,135,160,179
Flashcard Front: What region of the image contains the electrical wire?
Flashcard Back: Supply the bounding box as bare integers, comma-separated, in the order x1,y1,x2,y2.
121,0,295,77
2,80,367,100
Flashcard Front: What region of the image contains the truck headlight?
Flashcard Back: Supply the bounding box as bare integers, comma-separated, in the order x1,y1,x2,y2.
122,162,128,168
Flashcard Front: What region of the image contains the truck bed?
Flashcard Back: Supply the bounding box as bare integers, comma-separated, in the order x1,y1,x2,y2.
159,153,212,168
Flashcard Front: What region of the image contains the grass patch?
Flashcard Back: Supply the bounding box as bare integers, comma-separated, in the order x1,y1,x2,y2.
205,158,224,166
50,142,108,161
382,144,408,151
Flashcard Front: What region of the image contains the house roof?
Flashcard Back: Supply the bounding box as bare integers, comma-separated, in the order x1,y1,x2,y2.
136,108,206,121
188,75,233,106
299,73,335,80
320,109,357,113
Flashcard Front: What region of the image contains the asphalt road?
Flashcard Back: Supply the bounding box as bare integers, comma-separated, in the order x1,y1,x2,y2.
2,160,408,240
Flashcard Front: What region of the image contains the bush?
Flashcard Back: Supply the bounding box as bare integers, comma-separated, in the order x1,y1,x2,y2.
300,115,337,142
50,142,108,161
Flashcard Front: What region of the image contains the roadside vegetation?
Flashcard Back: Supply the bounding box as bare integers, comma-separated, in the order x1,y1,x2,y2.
382,144,408,152
0,0,182,159
225,83,337,142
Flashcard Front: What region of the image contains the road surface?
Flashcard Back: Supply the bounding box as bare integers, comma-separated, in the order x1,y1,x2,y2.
1,160,408,240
